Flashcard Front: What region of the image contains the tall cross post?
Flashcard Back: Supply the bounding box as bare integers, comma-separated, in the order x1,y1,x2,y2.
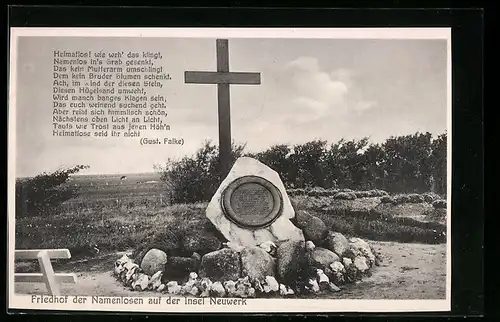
185,39,261,179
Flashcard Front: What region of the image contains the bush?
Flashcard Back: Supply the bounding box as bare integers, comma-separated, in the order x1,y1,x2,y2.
155,141,246,204
334,192,357,200
286,188,306,196
422,192,441,203
374,189,389,197
354,191,369,198
407,193,425,203
391,194,427,205
353,189,389,198
433,199,447,209
157,131,447,198
307,187,330,197
430,133,447,196
15,165,89,218
328,189,340,196
380,195,395,204
393,195,410,205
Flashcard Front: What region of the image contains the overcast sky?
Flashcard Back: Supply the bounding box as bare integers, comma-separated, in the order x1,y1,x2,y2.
14,37,448,177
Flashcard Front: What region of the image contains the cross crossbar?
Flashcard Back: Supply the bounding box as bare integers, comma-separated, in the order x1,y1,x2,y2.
184,39,262,178
185,71,261,85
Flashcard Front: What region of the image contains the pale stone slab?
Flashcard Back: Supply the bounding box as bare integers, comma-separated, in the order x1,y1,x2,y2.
206,157,304,247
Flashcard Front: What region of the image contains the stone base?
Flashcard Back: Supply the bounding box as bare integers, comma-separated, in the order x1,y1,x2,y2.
205,157,304,247
116,234,380,297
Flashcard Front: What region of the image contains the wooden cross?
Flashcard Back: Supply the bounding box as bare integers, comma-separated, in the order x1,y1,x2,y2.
185,39,261,178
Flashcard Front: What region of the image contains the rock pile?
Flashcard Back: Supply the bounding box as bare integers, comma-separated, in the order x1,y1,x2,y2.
113,210,380,298
114,253,291,298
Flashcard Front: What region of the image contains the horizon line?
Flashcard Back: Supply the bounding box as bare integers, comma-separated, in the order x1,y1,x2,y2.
16,171,160,180
15,130,448,179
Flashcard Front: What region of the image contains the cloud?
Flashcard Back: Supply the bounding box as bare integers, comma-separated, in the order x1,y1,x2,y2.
282,56,376,122
287,56,321,72
353,100,377,113
293,97,328,114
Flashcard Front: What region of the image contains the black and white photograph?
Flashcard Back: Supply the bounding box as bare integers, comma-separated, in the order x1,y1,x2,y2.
8,28,451,313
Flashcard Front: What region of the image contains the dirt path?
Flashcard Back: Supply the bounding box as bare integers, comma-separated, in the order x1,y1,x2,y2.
331,241,447,299
15,241,446,299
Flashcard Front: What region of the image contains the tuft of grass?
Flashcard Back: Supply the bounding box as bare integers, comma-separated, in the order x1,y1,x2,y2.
432,199,447,209
334,192,357,200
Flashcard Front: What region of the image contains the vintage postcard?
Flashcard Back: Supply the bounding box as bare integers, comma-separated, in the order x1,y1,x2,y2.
8,27,451,313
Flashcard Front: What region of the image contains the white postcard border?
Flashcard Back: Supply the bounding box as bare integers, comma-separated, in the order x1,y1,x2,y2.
8,27,452,313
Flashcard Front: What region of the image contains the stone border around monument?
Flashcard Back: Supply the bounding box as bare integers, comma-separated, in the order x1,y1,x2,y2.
221,175,283,229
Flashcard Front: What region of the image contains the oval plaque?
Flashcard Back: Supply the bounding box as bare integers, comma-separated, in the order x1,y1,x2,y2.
221,175,283,229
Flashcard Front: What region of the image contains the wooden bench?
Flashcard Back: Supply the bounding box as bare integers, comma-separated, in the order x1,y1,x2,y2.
15,249,77,295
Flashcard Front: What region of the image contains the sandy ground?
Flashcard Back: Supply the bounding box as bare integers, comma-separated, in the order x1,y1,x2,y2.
332,241,446,299
14,241,446,299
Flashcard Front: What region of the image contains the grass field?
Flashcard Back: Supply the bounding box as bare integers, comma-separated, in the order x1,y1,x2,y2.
14,172,448,299
15,172,447,259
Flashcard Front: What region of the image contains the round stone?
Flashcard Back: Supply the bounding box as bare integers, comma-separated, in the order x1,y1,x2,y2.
221,176,282,228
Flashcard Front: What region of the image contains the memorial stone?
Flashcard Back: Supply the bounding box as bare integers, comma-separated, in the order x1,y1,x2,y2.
206,157,304,247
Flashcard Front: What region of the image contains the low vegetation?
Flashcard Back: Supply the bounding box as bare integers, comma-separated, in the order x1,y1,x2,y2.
293,196,446,244
15,174,447,259
14,133,448,258
156,132,447,205
15,201,206,258
15,165,89,218
153,141,246,204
